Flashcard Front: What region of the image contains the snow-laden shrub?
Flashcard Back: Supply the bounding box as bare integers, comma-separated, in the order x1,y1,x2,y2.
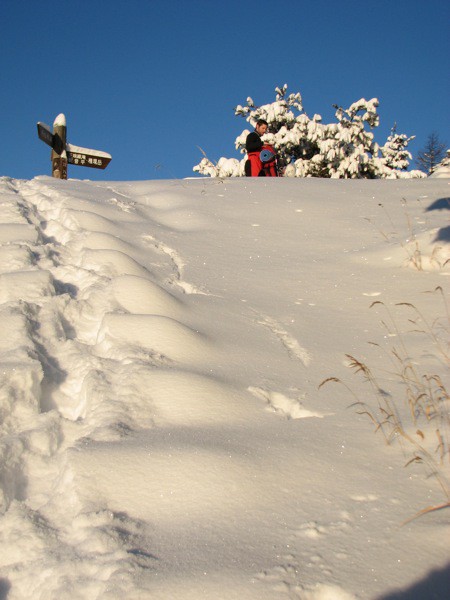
194,84,426,179
193,157,244,178
429,149,450,178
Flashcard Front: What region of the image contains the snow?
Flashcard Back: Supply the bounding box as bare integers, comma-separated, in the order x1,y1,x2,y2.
66,144,112,160
53,113,66,127
0,174,449,599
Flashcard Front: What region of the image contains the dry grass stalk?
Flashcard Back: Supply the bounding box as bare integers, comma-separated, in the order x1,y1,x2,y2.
320,289,450,521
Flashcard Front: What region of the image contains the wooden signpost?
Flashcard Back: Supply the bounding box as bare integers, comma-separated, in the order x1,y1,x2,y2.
37,114,112,179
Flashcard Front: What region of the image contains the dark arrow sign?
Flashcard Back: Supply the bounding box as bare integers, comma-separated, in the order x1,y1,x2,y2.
37,122,54,148
37,122,65,154
66,144,112,170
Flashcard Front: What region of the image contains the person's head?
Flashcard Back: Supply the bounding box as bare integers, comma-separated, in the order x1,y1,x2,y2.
255,119,268,136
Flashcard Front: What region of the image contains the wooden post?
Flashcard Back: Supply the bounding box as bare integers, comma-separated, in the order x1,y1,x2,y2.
51,113,68,179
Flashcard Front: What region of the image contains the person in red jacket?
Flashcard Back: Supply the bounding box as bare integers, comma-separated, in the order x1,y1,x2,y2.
245,119,278,177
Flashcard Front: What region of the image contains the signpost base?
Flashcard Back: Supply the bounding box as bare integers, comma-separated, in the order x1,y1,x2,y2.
52,156,68,180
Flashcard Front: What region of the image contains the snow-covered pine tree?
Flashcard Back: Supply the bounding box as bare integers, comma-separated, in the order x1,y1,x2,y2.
193,85,426,179
380,125,412,170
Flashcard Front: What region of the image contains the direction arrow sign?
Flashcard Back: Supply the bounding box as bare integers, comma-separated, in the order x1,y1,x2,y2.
66,143,112,170
37,122,54,148
37,122,64,154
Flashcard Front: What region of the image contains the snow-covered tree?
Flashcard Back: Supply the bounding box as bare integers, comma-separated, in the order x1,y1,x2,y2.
193,85,426,179
379,125,415,170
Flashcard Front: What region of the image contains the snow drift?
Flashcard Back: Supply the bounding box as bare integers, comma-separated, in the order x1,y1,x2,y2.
0,174,448,600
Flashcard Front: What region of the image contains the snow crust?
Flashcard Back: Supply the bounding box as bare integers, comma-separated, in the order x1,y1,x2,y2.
0,174,448,599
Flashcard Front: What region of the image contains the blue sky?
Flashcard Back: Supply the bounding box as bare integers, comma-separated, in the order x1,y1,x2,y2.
1,0,449,181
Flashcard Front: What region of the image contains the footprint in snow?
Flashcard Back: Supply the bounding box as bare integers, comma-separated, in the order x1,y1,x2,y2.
142,234,211,295
255,313,311,367
248,387,327,420
293,516,352,539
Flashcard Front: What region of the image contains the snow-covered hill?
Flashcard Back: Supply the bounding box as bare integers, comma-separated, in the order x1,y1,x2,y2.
0,175,448,599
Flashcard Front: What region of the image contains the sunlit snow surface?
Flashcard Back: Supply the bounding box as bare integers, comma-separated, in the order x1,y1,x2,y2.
0,175,448,599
